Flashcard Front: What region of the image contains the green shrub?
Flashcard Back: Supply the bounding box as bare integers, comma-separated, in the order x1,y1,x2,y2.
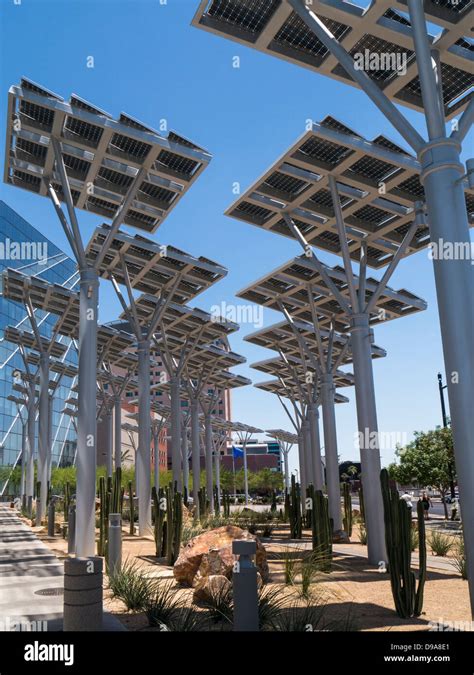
429,531,453,557
144,580,181,628
451,537,467,579
107,559,155,611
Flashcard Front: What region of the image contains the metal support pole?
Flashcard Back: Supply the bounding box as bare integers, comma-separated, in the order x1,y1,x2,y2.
67,504,76,555
26,394,35,515
204,411,214,512
76,267,99,558
405,3,474,615
321,374,343,532
308,403,324,491
283,449,290,492
20,421,27,504
170,376,182,492
153,429,160,491
137,339,152,535
114,396,122,470
191,399,201,512
47,393,53,483
182,424,189,496
214,439,221,512
297,430,307,496
37,352,49,521
350,313,386,565
302,418,313,491
243,436,249,506
105,406,113,477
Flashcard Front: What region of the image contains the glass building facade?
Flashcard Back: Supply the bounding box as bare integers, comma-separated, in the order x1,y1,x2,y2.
0,200,79,492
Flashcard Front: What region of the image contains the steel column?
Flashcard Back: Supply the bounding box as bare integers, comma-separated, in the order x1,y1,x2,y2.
204,411,214,511
37,352,49,520
302,418,313,491
76,268,99,557
114,396,122,470
182,424,189,496
153,429,160,491
308,403,324,491
137,339,152,536
350,313,387,565
283,449,290,491
242,436,249,506
321,374,343,532
170,376,182,492
191,399,201,511
214,440,221,512
26,393,35,512
105,406,113,477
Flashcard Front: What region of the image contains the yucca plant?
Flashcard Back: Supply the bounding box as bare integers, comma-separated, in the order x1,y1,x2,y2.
429,530,453,557
258,584,289,631
199,582,233,624
107,558,155,612
410,523,419,552
168,604,210,632
144,580,181,628
451,536,467,579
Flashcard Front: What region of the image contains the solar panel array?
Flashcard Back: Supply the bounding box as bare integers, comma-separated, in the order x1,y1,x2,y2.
3,326,67,359
255,377,349,404
227,116,474,268
245,318,386,363
86,226,227,302
251,355,355,388
5,79,211,233
193,0,473,119
237,255,427,327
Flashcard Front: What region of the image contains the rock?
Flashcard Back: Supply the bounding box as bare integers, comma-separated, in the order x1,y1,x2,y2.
332,529,350,543
193,574,232,603
173,525,269,586
197,547,234,580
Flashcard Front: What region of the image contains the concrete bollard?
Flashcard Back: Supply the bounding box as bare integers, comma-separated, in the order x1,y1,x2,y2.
47,500,55,537
108,513,122,577
67,505,76,555
63,557,103,631
232,539,259,632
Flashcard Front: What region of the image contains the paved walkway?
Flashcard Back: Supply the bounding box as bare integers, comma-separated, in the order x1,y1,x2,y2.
0,504,125,631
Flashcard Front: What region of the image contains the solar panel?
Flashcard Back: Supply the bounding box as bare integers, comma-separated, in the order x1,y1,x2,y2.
237,255,427,327
86,226,227,301
193,1,473,118
251,355,355,388
266,428,298,444
255,378,349,404
5,79,212,233
25,353,77,379
3,326,67,359
226,116,473,268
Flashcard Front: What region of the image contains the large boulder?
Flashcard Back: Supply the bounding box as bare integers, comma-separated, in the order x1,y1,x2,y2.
173,525,269,586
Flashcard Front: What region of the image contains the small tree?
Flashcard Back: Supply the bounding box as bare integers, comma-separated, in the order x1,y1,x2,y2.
390,427,455,519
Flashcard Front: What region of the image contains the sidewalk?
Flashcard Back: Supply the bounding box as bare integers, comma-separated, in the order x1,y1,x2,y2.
0,505,125,631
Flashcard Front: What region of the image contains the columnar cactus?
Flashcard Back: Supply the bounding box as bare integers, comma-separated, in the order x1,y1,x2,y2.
342,482,353,537
358,484,366,525
128,480,135,536
288,474,302,539
98,475,107,557
64,481,70,524
213,485,220,516
309,486,332,570
152,485,165,557
380,468,426,618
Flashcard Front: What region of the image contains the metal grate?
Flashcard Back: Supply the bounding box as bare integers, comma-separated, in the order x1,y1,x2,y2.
207,0,280,34
109,133,152,160
155,150,200,177
296,136,354,167
273,12,351,61
35,587,64,596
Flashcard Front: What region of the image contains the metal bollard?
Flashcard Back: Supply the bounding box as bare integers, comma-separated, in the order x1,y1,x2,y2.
63,556,103,631
67,505,76,555
108,513,122,577
232,539,259,632
47,500,55,537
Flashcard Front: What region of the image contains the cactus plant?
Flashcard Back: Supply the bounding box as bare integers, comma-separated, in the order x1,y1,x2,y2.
358,484,366,525
64,481,70,524
288,475,302,539
342,482,353,537
98,475,107,557
198,487,208,522
152,486,166,557
213,486,220,516
222,490,231,518
128,481,135,535
380,468,426,618
164,484,183,565
309,486,332,571
270,490,277,513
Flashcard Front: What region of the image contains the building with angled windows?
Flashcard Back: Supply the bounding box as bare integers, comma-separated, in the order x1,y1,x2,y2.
0,200,78,494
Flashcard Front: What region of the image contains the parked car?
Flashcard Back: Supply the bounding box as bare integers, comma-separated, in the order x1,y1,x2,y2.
442,491,459,504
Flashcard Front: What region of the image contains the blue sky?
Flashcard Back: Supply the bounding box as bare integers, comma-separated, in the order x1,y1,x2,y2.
0,0,472,472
